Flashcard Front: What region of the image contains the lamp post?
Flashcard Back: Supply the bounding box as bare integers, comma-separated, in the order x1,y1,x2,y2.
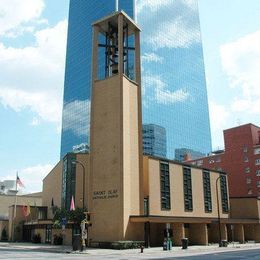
216,176,222,247
72,160,86,209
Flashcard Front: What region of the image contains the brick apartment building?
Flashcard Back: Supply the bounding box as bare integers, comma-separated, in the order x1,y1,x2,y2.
188,124,260,198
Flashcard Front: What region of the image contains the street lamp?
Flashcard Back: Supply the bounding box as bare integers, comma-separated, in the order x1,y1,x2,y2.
72,160,86,209
216,176,222,247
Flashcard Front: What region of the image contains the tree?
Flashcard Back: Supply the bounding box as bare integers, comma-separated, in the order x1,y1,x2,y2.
53,207,86,227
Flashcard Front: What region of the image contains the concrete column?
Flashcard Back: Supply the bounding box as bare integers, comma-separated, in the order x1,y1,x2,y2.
134,30,141,86
244,224,255,241
172,223,185,246
189,224,208,245
118,14,124,75
254,224,260,242
221,224,228,241
234,224,245,243
92,25,99,81
208,224,227,243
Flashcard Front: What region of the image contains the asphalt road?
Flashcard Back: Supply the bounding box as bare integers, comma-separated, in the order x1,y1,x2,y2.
159,249,260,260
0,247,260,260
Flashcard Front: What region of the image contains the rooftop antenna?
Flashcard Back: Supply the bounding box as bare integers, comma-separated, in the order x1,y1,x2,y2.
115,0,119,11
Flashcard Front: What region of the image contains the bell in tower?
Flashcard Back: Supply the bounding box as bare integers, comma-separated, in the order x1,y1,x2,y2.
92,11,140,81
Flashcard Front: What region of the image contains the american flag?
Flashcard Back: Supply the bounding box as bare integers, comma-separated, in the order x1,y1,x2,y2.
16,176,25,188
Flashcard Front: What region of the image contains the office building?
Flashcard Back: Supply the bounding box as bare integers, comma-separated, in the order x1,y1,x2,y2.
175,148,205,162
60,0,134,158
143,124,167,158
188,124,260,198
60,0,212,159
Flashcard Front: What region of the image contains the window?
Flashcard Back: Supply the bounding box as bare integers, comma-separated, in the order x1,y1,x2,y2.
246,178,252,184
254,148,260,155
38,208,47,220
183,167,193,211
220,175,229,213
256,159,260,165
243,146,248,153
245,167,250,174
248,189,253,195
216,157,221,163
203,171,212,212
257,181,260,188
160,162,171,210
209,159,215,164
45,225,52,243
256,170,260,176
244,156,249,162
197,160,203,166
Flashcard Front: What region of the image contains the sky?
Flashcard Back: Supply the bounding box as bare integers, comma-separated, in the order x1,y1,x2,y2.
0,0,259,193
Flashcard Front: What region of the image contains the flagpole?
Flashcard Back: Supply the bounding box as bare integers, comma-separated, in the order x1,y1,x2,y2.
12,171,18,241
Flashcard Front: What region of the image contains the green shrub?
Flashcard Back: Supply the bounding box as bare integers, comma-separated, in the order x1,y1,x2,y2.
92,241,144,250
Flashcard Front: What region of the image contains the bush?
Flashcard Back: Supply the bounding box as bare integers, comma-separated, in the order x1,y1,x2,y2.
91,241,145,250
1,228,8,241
53,234,63,245
32,234,41,243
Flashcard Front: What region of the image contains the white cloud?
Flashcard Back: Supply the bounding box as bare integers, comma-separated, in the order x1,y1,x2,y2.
231,98,260,114
220,30,260,114
30,117,40,126
0,20,68,124
0,0,45,36
137,0,200,50
208,101,230,149
182,0,197,9
142,52,164,63
136,0,172,13
2,164,53,193
143,74,189,105
156,88,189,104
147,17,200,49
62,100,91,137
136,0,196,13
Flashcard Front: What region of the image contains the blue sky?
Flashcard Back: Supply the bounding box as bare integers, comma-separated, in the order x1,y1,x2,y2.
0,0,260,193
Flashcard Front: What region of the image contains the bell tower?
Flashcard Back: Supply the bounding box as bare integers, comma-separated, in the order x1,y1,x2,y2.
89,11,143,242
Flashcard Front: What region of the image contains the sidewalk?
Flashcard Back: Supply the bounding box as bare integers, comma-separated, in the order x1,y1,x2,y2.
1,242,260,258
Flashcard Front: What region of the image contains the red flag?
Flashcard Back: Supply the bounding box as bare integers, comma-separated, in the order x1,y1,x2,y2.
22,204,30,217
70,196,75,211
17,176,25,188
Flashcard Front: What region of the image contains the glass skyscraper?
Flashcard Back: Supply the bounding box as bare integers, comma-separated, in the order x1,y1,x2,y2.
60,0,212,160
143,124,167,158
60,0,134,158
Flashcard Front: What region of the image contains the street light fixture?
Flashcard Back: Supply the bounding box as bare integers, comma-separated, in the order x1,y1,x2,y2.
216,176,222,247
71,160,86,209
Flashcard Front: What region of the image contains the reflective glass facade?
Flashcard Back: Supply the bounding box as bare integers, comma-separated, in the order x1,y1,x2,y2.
139,0,212,159
143,124,167,158
60,0,212,160
60,0,134,158
61,153,76,210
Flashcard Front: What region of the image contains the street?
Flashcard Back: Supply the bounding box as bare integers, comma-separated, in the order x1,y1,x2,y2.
0,245,260,260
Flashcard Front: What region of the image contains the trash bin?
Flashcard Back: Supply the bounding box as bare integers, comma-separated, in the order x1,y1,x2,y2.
72,234,81,251
221,240,228,247
163,240,168,250
181,238,188,249
167,239,172,250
